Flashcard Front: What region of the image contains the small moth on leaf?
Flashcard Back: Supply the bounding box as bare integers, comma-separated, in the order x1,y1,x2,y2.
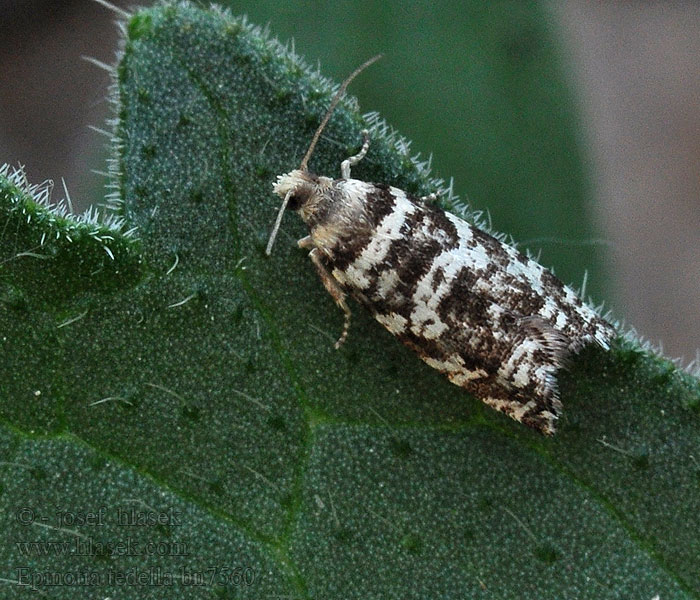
266,56,615,434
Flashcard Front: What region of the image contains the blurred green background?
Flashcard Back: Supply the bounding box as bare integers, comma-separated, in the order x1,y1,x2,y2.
0,0,698,360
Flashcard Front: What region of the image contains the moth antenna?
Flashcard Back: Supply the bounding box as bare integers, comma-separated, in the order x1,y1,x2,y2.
265,189,293,256
299,54,382,172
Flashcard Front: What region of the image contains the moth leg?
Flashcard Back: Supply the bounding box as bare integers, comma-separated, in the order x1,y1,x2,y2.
419,192,439,203
306,246,352,349
341,129,370,179
297,235,314,249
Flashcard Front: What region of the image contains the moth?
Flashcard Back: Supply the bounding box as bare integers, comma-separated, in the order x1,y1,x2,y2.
266,56,615,434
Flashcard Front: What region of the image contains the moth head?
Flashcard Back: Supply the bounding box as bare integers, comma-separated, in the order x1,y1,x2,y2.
265,169,320,255
265,54,382,256
272,169,317,212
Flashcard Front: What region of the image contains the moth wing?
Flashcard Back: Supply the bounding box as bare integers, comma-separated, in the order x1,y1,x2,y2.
470,315,571,434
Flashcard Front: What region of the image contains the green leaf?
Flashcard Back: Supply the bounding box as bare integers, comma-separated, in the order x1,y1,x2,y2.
1,3,698,599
